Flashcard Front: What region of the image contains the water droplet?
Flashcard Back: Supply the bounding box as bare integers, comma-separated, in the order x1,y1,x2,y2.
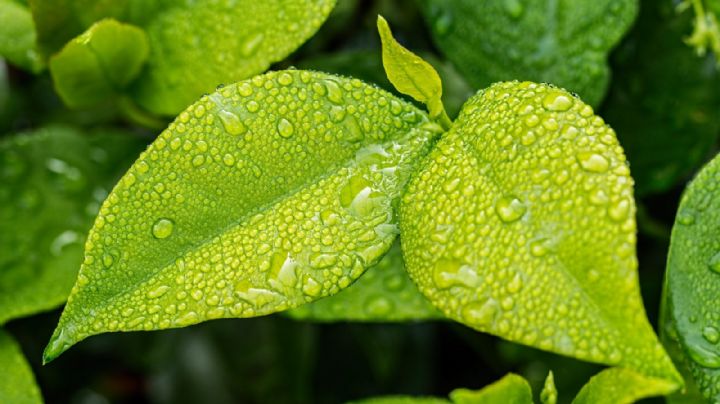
277,72,294,86
241,33,264,56
687,343,720,369
152,218,174,239
102,252,116,268
433,9,453,35
461,299,497,327
576,152,609,173
677,209,696,225
50,230,81,256
175,311,199,327
324,80,343,104
329,106,346,123
608,199,630,221
147,285,170,299
704,326,720,344
192,155,205,167
277,118,294,138
495,196,527,223
542,91,573,111
708,252,720,273
432,259,479,289
218,110,246,135
238,82,253,97
302,277,322,297
365,295,393,316
222,154,236,166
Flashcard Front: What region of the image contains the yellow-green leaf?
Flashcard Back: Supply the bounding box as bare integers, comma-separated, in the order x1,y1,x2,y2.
399,81,681,385
572,367,678,404
449,373,532,404
377,15,450,128
0,0,43,72
43,70,442,362
49,18,149,108
287,241,442,321
540,371,557,404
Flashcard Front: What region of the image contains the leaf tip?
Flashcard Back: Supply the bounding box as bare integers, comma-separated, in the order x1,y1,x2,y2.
42,325,77,364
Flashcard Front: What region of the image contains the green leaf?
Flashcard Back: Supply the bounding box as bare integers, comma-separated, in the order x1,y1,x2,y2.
377,15,451,129
449,373,532,404
0,126,146,325
33,0,337,115
49,18,149,108
661,151,720,401
43,70,443,362
298,49,473,119
417,0,638,107
571,367,678,404
0,0,43,72
0,329,42,404
681,0,720,62
348,397,449,404
601,0,720,196
287,241,442,321
399,81,681,385
540,371,557,404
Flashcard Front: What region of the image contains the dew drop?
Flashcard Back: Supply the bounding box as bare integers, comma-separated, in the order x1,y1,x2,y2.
708,252,720,274
218,110,246,135
223,154,236,166
238,82,253,97
277,72,294,86
277,118,294,138
576,152,609,173
704,326,720,344
152,218,174,239
608,199,630,221
687,343,720,369
461,299,497,327
324,80,343,104
542,91,573,111
495,196,527,223
147,285,170,299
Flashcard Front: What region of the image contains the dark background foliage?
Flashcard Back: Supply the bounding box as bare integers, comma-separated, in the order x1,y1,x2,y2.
2,0,718,402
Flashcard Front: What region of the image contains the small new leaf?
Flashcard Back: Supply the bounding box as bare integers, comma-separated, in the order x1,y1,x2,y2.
572,368,678,404
0,0,43,72
50,19,150,108
540,371,557,404
0,330,42,404
449,373,532,404
44,70,441,362
377,15,451,129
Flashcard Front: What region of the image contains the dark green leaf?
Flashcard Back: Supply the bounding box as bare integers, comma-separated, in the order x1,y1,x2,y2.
0,125,147,324
661,150,720,401
287,242,441,321
417,0,638,106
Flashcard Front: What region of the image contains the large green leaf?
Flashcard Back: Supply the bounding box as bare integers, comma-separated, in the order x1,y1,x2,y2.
0,125,146,325
399,81,681,385
49,18,149,108
571,367,678,404
416,0,637,107
0,330,42,404
0,0,43,72
32,0,336,115
43,70,443,362
287,242,441,321
601,0,720,196
661,151,720,401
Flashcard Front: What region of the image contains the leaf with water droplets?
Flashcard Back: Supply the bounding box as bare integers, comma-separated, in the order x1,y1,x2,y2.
49,18,149,108
0,126,146,325
0,330,42,404
43,70,442,362
377,16,450,128
417,0,637,106
0,0,43,73
450,373,532,404
571,367,678,404
32,0,336,115
661,151,720,401
287,241,441,321
399,81,681,385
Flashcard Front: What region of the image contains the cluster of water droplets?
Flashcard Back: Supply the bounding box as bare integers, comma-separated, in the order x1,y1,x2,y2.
400,81,673,376
49,70,441,354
